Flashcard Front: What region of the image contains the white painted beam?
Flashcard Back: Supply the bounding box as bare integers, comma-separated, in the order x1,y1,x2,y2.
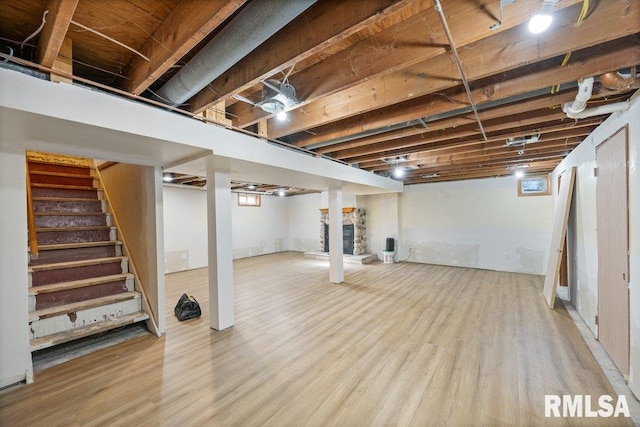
206,160,234,330
0,68,402,196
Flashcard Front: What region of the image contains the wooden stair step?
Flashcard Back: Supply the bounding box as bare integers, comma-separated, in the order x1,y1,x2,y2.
33,197,102,202
29,256,127,273
29,170,95,179
30,311,149,352
27,158,93,169
29,291,141,322
35,226,114,232
29,273,133,296
31,183,96,191
38,240,122,251
35,211,106,216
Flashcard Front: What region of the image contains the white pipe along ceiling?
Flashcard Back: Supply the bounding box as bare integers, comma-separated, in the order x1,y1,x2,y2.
157,0,317,106
563,75,632,119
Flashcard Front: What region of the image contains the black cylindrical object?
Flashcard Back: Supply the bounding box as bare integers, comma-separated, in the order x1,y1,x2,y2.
385,237,395,252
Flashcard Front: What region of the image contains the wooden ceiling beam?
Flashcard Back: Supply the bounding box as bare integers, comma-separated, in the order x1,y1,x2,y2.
346,116,603,164
228,0,575,127
403,162,559,184
123,0,247,95
316,91,580,154
365,135,587,171
268,1,639,138
290,34,640,148
332,107,572,160
373,144,579,173
37,0,79,67
405,160,563,182
188,0,414,114
409,127,592,159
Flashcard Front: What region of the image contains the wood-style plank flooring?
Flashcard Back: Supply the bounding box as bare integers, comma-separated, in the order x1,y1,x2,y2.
0,252,631,426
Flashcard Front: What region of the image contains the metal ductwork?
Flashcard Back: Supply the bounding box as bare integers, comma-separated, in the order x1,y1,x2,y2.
157,0,317,106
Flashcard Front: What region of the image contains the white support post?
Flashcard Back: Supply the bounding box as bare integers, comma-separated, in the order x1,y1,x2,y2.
328,187,344,284
206,160,234,330
0,147,33,387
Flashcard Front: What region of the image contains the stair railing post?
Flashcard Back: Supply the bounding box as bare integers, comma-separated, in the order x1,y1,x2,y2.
25,160,38,260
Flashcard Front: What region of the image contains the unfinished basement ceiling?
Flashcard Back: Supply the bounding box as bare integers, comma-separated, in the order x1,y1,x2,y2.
163,173,319,197
1,0,638,184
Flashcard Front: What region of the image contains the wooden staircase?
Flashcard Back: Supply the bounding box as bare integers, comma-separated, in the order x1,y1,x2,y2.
27,153,150,352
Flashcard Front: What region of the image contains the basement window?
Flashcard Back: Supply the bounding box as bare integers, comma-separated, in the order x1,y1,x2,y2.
238,193,261,207
518,175,550,197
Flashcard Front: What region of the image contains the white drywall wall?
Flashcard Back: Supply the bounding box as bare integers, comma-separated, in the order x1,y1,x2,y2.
552,93,639,398
162,186,290,272
232,192,289,259
100,164,166,333
163,185,209,272
359,193,400,258
288,193,323,252
362,177,554,274
0,147,33,387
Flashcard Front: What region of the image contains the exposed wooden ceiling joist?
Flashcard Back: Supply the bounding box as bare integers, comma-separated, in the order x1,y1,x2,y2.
37,0,79,67
123,0,247,95
227,0,582,128
268,0,639,139
291,35,640,148
3,0,638,186
187,0,415,114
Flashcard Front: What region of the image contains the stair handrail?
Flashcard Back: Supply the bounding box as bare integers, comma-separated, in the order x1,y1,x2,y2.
93,161,162,337
25,160,38,259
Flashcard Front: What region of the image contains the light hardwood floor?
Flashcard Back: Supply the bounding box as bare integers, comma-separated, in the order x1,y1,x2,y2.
0,252,631,426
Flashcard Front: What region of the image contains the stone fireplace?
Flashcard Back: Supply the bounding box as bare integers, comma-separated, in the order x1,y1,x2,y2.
319,208,367,255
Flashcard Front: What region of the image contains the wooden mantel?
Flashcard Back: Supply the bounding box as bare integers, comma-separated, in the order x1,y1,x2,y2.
320,207,356,214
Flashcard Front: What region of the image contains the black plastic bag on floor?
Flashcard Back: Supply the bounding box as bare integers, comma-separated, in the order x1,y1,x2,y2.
174,293,202,321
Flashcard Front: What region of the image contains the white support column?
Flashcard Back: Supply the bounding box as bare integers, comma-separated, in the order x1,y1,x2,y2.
152,166,166,334
328,186,344,283
206,160,234,330
0,147,33,387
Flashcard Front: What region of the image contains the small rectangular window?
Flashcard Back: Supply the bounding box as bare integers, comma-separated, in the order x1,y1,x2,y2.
238,193,261,206
518,175,550,197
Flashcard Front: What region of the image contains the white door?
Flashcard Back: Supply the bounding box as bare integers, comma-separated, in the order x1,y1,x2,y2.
596,127,629,376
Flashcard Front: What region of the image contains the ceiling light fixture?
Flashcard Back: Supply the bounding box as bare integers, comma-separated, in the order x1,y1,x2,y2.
278,189,286,197
506,164,531,170
393,167,405,178
382,155,409,165
276,111,287,121
162,174,174,182
528,0,558,34
505,134,541,147
247,184,256,190
515,169,526,178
